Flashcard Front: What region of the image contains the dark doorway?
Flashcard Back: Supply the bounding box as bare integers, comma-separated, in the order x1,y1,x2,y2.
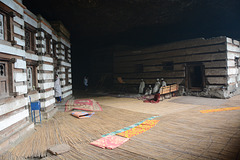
186,64,205,91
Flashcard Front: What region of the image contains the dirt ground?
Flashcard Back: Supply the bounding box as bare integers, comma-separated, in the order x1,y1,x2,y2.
1,91,240,160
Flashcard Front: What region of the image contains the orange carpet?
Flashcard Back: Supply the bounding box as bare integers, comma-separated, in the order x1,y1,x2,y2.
117,120,159,138
200,106,240,113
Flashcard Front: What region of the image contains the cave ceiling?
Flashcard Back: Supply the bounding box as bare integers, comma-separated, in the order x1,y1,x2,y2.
23,0,240,48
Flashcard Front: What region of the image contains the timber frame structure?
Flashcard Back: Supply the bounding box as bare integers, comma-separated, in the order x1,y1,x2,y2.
0,0,72,153
114,36,240,99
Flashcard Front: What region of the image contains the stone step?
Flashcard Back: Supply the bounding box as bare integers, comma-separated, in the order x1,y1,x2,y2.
42,106,58,119
0,121,34,154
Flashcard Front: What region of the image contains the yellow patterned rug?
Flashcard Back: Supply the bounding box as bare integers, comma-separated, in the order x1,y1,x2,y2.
117,120,159,138
200,106,240,113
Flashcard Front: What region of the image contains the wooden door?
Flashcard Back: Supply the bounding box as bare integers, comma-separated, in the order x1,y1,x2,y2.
186,63,205,91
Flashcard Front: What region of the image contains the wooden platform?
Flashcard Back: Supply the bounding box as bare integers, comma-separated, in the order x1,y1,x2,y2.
2,95,240,160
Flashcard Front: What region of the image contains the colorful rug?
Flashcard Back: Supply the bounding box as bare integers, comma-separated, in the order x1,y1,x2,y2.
71,111,95,118
65,99,102,112
116,120,159,138
90,135,129,149
102,116,159,137
200,106,240,113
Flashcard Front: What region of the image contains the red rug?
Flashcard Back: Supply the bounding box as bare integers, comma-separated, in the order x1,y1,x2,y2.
143,93,161,103
65,99,102,112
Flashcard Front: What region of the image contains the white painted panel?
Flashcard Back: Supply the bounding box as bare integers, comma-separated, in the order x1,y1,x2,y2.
62,85,72,92
228,68,238,75
227,44,240,52
227,60,236,67
14,59,26,69
60,67,65,72
59,37,70,48
0,0,24,15
40,90,54,99
63,90,72,98
226,37,232,43
58,55,64,60
25,52,38,61
0,109,28,131
38,73,54,80
227,51,240,59
13,16,24,26
0,43,25,57
52,34,57,41
14,36,25,46
228,76,236,84
60,61,71,67
41,98,55,108
23,14,37,28
15,72,27,82
233,40,240,46
38,56,53,63
60,50,65,55
29,92,40,102
0,97,28,116
14,25,24,36
39,22,52,35
15,85,27,94
38,82,54,90
40,64,53,71
69,79,72,83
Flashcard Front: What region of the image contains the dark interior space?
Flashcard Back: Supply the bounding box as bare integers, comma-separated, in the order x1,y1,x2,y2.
22,0,240,91
189,65,203,89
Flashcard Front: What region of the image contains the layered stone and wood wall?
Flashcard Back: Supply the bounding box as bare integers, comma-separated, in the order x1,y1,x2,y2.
0,0,72,153
114,36,240,98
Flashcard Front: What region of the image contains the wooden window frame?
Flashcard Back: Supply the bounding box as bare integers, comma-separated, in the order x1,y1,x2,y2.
25,23,36,53
52,40,57,58
0,57,14,99
45,33,51,55
0,6,14,43
65,67,69,86
26,61,38,92
65,46,69,62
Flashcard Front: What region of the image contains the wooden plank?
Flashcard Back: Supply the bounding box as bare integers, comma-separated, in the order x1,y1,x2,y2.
115,44,226,63
115,36,226,57
114,52,227,67
143,66,163,72
116,78,183,85
204,61,227,68
205,68,227,76
114,70,185,78
207,77,227,84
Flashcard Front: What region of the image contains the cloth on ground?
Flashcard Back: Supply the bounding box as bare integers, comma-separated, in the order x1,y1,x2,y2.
90,135,129,149
117,120,159,138
65,99,102,112
200,106,240,113
102,116,159,137
71,111,95,118
143,93,161,103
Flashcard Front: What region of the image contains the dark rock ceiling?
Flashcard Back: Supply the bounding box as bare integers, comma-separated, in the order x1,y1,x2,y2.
23,0,240,50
